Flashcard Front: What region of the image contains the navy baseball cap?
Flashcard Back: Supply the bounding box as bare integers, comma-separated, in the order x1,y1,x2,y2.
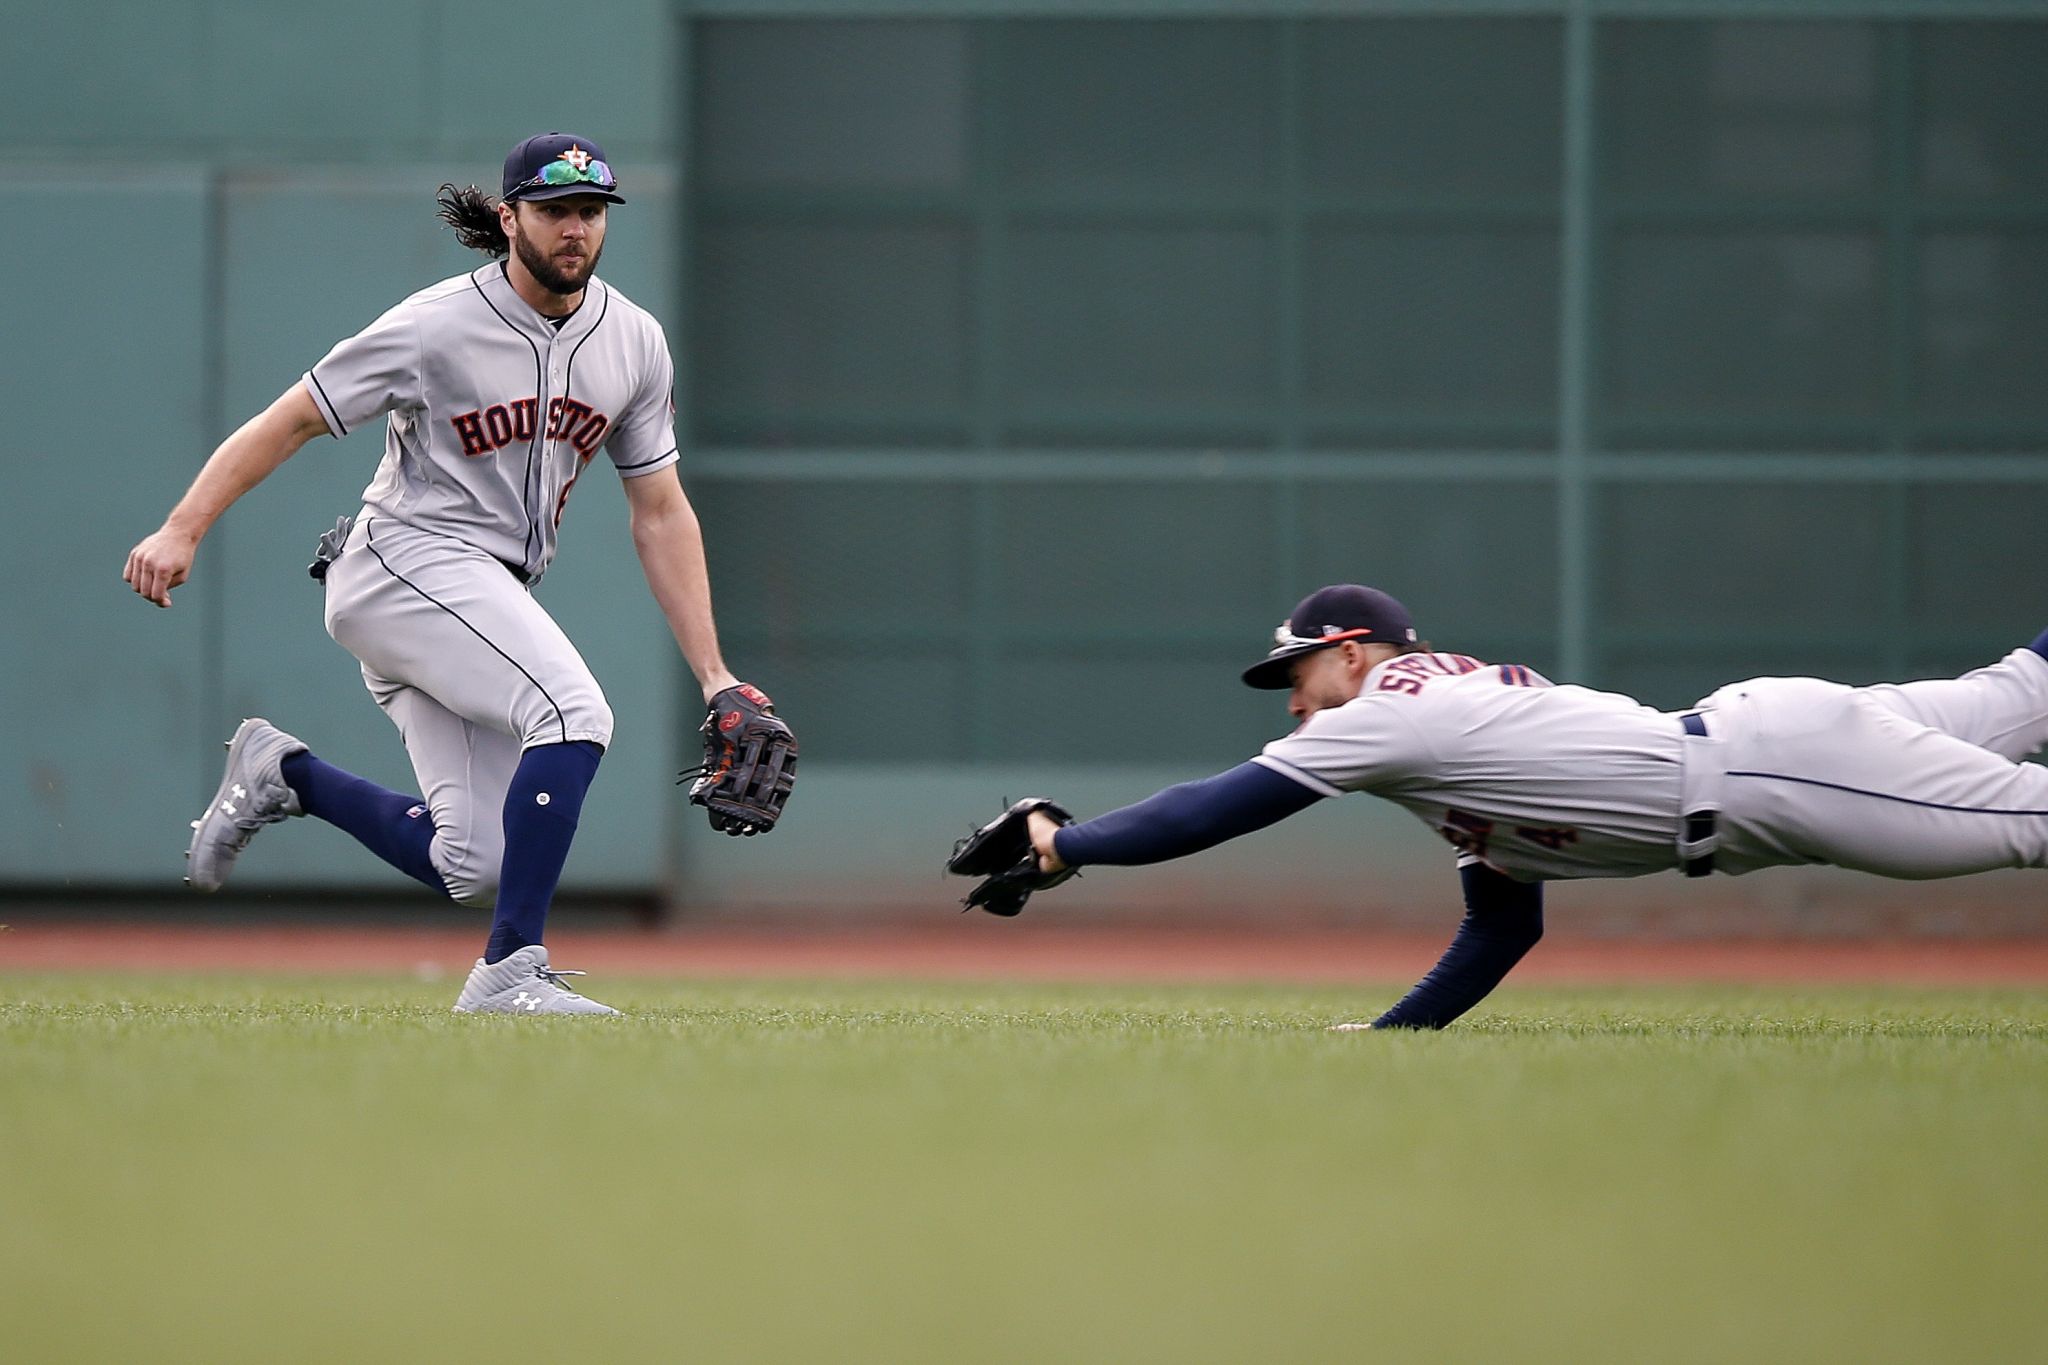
502,132,625,205
1241,584,1418,690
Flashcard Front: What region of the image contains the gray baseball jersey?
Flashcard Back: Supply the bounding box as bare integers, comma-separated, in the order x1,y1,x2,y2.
1257,648,2048,883
1256,653,1689,880
301,261,673,902
303,262,679,582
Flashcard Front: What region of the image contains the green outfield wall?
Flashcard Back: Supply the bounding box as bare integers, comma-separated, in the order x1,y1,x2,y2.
7,1,2047,921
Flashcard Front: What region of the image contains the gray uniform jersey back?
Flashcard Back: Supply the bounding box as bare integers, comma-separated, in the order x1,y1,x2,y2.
303,263,679,581
1255,652,1688,881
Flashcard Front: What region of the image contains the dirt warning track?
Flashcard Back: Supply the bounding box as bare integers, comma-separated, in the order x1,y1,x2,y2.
4,920,2048,986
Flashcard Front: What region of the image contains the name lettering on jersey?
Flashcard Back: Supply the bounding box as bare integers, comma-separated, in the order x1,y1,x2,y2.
450,397,611,459
1437,809,1493,859
1437,810,1581,858
1375,653,1484,696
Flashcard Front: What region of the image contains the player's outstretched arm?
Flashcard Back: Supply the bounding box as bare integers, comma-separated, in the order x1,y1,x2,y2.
1358,864,1544,1031
622,468,740,702
123,383,331,607
1028,761,1326,873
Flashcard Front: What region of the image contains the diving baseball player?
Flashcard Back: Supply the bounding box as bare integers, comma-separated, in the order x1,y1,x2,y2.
955,583,2048,1029
122,132,794,1015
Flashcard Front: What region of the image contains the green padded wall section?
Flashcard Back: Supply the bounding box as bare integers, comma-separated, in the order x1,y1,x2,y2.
6,2,2048,912
687,12,2048,784
0,0,683,891
5,178,213,879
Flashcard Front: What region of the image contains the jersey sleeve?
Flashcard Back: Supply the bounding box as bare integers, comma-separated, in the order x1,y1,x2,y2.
603,328,681,480
303,302,422,438
1253,698,1432,796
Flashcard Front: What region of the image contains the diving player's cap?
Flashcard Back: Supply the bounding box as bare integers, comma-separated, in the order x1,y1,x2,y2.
502,132,626,205
1241,584,1418,690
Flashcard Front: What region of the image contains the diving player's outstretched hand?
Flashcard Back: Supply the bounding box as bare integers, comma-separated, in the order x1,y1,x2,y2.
1026,807,1068,873
948,798,1078,916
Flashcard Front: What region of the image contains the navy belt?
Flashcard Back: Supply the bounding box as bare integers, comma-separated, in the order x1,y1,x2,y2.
1678,711,1715,877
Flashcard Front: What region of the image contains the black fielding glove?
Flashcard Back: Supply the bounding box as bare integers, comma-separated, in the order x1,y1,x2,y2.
682,683,797,836
946,798,1078,916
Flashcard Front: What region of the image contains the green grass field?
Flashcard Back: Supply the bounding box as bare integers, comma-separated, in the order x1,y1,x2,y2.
3,976,2044,1364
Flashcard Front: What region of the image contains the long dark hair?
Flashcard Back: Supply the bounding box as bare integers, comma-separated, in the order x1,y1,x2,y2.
436,183,508,257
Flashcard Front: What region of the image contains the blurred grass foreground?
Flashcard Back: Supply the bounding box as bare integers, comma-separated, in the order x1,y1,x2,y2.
3,977,2044,1363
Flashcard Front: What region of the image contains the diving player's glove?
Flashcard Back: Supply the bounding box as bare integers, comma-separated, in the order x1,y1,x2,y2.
946,798,1077,916
681,683,797,836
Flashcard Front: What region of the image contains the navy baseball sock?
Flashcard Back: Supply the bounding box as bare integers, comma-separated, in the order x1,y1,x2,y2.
2029,628,2048,663
279,751,447,895
485,740,604,964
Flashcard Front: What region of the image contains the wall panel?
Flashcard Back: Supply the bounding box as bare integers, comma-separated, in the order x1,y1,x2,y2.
8,2,2048,916
2,179,214,880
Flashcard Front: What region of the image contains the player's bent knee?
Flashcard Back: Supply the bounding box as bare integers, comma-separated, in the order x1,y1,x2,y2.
521,691,612,750
432,831,503,908
438,863,499,908
581,696,615,749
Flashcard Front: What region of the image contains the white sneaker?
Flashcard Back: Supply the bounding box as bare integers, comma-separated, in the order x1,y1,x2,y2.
186,718,307,892
451,945,621,1016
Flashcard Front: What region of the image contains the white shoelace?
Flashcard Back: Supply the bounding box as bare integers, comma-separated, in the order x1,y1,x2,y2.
534,965,589,994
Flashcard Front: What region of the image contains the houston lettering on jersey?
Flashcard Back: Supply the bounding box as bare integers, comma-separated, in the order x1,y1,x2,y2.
450,397,612,459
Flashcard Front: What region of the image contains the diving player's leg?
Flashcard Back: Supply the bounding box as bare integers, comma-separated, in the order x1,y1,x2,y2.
1721,680,2048,877
1854,633,2048,762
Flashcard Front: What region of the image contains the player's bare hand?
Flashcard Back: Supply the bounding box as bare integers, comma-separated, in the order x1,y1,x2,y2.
1027,809,1068,873
124,528,198,607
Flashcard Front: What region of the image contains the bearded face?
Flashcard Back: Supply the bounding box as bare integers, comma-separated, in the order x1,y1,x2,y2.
506,198,607,299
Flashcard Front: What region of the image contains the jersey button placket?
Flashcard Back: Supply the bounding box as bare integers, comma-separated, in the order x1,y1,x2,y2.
523,329,557,576
546,342,564,455
541,340,567,554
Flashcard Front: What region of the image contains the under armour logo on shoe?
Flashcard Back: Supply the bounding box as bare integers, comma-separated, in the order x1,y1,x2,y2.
513,990,541,1012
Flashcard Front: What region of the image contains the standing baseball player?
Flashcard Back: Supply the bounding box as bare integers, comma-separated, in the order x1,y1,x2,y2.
122,132,796,1016
950,583,2048,1029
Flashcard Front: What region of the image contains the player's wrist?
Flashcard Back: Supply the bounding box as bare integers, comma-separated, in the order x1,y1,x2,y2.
1028,812,1068,872
158,514,209,547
